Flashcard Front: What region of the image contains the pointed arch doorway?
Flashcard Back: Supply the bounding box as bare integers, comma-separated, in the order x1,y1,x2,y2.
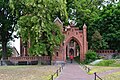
66,38,80,59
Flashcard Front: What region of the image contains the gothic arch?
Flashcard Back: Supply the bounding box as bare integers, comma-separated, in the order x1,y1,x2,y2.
64,36,84,61
65,36,82,48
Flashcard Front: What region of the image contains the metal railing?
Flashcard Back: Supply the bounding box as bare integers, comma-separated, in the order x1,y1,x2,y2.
94,72,102,80
49,63,65,80
79,63,102,80
80,63,91,73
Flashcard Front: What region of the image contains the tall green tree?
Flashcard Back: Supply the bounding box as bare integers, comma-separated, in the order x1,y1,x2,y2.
92,2,120,50
10,0,67,57
0,0,17,60
91,31,108,51
66,0,104,27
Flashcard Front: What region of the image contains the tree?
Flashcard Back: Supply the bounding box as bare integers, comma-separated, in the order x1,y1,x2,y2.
0,0,17,60
0,43,12,59
92,2,120,50
66,0,104,26
10,0,67,58
91,31,108,51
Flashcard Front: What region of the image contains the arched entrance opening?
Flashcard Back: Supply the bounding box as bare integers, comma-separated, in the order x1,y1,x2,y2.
66,39,80,58
65,37,82,62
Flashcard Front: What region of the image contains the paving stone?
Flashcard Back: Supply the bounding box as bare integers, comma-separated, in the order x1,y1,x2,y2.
55,62,94,80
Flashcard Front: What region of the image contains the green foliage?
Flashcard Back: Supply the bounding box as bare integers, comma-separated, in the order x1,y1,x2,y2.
10,0,67,56
66,0,105,49
0,46,12,59
0,0,16,42
93,59,120,67
92,3,120,50
95,60,116,66
0,0,17,59
96,60,115,66
8,0,120,58
67,0,104,26
67,0,120,50
85,50,98,64
112,54,120,59
91,31,108,50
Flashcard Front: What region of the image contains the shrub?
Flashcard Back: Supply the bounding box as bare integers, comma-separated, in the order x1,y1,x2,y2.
112,54,120,59
85,50,98,64
95,60,115,66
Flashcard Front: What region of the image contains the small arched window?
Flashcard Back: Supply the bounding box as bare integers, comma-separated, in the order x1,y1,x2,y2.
56,52,58,56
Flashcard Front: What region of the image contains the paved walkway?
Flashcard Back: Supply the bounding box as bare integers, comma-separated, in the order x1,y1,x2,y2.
55,61,94,80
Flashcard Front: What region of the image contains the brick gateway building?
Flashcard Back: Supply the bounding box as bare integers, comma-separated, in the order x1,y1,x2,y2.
15,18,88,63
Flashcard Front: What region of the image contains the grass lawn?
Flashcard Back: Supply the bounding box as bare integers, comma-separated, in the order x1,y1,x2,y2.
0,65,60,80
87,65,120,74
99,71,120,80
87,59,120,74
93,59,120,67
87,65,120,80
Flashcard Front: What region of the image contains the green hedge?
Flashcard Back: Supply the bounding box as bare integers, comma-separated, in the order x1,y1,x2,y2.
95,60,115,66
85,50,98,64
94,59,120,67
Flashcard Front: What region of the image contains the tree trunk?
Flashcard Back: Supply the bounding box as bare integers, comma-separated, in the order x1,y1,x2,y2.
1,41,7,60
50,54,52,65
48,51,52,65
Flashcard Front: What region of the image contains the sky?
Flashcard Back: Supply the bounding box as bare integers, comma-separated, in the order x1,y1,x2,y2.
11,38,20,54
11,32,20,54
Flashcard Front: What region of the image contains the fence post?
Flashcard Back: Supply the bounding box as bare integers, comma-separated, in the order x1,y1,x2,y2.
94,72,96,80
57,70,59,76
51,75,54,80
60,67,62,72
85,66,87,70
62,64,64,69
88,68,90,72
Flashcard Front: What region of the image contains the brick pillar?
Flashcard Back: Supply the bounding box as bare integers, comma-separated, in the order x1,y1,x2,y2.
23,46,27,56
67,45,69,57
23,47,26,56
20,38,22,56
83,24,87,61
80,45,84,62
74,42,76,57
63,44,66,61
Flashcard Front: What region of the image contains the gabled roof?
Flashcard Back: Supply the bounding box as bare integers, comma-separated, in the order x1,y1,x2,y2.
54,17,63,25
